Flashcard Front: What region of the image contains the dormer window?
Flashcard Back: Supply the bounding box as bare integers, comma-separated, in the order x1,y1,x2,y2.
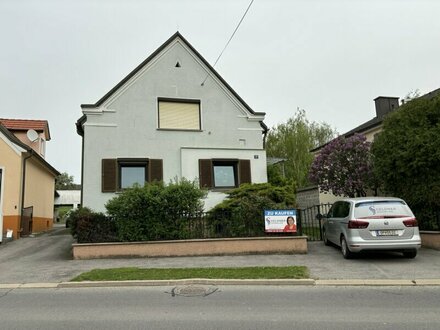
158,98,201,130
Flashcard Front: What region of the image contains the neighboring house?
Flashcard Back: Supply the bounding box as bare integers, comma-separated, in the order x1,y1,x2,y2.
0,119,59,240
76,32,268,212
54,189,81,221
297,88,440,208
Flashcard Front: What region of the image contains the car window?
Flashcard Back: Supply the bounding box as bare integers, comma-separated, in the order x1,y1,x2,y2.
354,200,413,218
330,201,350,218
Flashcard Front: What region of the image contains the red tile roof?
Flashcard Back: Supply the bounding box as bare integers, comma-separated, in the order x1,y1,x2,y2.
0,118,50,140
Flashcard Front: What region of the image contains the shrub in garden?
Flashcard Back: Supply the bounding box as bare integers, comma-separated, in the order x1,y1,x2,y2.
69,207,118,243
105,179,206,241
208,183,295,237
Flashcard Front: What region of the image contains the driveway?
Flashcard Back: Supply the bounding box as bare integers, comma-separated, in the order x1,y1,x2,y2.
1,225,439,284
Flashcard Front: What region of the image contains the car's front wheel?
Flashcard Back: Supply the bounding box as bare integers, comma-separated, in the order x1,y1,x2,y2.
341,236,354,259
403,250,417,259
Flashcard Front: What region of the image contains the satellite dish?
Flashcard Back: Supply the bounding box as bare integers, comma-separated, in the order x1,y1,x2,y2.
26,129,39,142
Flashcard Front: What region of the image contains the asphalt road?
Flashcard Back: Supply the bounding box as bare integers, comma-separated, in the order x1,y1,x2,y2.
0,286,439,329
1,225,440,283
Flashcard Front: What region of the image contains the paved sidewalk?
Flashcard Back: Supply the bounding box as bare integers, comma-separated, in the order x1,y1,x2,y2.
1,225,440,285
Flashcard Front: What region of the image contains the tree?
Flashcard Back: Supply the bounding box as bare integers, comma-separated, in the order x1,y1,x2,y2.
55,172,76,190
309,133,374,197
371,94,440,227
266,109,337,188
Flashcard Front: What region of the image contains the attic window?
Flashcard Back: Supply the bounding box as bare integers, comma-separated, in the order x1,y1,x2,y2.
175,61,181,68
158,99,201,130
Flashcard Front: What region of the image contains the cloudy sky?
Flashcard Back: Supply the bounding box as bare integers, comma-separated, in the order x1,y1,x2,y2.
1,0,439,182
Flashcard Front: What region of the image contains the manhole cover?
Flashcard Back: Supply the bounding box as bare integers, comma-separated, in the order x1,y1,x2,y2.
171,285,218,297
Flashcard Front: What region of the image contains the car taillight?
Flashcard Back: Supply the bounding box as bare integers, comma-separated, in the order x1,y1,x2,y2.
403,218,418,227
348,220,369,229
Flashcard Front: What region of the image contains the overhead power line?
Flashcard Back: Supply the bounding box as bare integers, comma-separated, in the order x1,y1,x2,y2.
201,0,255,86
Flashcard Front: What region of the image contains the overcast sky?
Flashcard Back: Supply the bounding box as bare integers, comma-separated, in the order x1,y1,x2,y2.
1,0,439,182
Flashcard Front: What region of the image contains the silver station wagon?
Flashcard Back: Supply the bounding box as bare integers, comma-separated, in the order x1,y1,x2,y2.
320,197,421,259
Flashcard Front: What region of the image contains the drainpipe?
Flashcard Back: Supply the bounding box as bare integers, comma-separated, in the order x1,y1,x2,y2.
263,128,268,149
21,150,33,234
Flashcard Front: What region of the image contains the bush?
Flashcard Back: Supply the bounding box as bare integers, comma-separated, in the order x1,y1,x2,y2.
105,179,206,241
69,207,118,243
207,183,295,237
371,94,440,229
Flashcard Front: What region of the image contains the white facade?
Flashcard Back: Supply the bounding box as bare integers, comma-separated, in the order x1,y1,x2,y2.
78,33,268,212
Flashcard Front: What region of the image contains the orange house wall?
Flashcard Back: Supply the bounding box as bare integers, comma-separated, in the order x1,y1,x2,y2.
3,215,21,239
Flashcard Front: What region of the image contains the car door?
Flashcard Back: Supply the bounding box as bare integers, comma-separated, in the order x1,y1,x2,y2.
325,202,339,243
327,201,350,245
333,201,351,244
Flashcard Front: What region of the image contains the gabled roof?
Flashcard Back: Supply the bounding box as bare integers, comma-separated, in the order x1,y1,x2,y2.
311,87,440,153
0,122,59,176
79,32,267,133
0,118,51,140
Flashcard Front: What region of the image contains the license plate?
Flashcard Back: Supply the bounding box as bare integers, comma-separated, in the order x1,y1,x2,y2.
376,230,398,236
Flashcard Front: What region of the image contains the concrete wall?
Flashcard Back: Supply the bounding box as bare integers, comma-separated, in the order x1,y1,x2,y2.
72,236,307,259
82,37,267,212
420,231,440,250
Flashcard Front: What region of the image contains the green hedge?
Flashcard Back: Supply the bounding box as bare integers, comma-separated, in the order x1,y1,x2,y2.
105,179,206,241
68,207,118,243
208,183,295,237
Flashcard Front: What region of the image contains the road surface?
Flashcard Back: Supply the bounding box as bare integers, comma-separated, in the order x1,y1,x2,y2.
0,285,439,329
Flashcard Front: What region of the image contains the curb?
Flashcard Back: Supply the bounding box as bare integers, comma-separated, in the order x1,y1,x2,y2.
2,279,440,289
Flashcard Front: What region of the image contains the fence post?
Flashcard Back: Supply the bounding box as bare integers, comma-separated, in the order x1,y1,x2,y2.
317,204,323,240
297,209,303,236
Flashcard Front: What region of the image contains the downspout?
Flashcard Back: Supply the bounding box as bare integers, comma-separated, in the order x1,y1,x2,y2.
21,150,33,233
263,128,268,149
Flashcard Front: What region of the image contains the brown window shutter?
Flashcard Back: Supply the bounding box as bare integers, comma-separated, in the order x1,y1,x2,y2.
199,159,213,188
102,159,117,192
238,159,251,185
149,159,163,182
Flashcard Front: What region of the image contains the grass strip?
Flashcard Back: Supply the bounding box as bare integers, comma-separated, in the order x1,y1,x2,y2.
71,266,309,282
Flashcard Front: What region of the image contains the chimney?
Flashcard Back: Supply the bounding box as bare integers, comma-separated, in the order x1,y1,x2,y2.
374,96,400,118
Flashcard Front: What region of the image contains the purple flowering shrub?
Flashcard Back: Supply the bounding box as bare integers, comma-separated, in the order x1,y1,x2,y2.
309,133,373,197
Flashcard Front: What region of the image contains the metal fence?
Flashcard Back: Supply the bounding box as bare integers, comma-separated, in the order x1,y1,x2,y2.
297,203,332,241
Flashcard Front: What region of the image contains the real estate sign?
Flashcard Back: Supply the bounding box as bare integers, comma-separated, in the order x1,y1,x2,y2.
264,209,297,233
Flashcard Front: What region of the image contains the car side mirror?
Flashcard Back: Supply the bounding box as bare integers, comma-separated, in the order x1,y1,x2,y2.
316,213,323,221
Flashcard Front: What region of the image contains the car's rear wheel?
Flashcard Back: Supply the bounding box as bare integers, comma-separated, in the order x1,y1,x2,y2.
403,250,417,259
341,236,354,259
323,230,330,246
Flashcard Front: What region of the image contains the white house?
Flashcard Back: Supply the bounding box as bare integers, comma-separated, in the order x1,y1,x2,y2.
76,32,268,212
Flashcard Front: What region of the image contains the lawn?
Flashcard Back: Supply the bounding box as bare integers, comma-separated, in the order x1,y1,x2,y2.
71,266,309,282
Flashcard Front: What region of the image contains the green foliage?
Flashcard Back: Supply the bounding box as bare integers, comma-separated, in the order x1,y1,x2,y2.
55,172,76,190
208,183,295,237
68,207,117,243
57,206,72,221
266,109,337,188
309,133,374,197
371,94,440,228
105,179,206,241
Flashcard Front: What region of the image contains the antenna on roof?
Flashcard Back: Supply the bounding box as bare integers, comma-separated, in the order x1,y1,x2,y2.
26,129,39,142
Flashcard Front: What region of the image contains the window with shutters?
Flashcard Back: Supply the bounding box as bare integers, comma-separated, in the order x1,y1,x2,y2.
102,158,163,192
158,99,201,130
199,159,251,189
213,161,237,188
119,159,148,189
